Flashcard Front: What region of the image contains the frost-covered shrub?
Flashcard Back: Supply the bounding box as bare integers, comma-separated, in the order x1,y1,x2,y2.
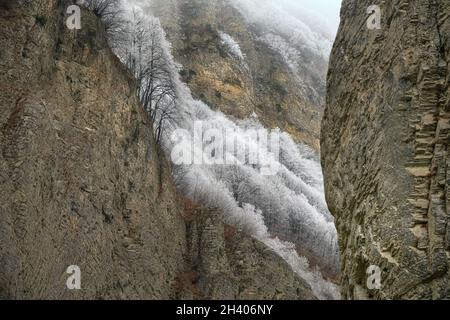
218,31,246,61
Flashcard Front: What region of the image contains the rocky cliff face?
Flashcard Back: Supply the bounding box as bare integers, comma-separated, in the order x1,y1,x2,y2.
322,0,450,299
148,0,328,150
177,203,315,300
0,0,314,299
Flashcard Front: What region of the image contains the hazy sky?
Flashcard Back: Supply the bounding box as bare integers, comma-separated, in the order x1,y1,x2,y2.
272,0,342,36
291,0,342,26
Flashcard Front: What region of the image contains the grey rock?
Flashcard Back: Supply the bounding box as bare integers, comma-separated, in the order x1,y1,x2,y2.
322,0,450,299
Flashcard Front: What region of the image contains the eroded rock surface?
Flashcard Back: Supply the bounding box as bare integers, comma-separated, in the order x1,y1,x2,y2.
322,0,450,299
175,204,315,300
0,0,187,299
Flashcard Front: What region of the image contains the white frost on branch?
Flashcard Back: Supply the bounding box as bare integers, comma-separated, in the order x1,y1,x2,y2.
219,31,246,61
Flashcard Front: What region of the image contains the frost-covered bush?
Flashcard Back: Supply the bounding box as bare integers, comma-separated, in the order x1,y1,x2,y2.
218,31,249,72
219,31,246,61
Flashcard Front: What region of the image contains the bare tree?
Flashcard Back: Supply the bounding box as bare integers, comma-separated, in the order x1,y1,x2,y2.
82,0,126,46
154,95,176,144
121,11,177,145
82,0,121,17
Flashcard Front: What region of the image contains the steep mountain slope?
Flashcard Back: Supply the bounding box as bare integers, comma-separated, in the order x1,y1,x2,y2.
147,0,330,150
101,1,343,300
133,0,340,284
322,0,450,299
0,0,314,299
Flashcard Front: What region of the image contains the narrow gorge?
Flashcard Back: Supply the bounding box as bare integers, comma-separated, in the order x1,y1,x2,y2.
1,0,449,301
0,0,338,300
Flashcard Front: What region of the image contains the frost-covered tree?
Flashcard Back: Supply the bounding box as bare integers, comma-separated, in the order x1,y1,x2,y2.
119,10,177,145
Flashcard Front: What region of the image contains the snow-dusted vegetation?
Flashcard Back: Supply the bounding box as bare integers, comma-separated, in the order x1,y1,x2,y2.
218,31,249,73
227,0,336,106
229,0,335,58
110,1,341,300
218,31,246,61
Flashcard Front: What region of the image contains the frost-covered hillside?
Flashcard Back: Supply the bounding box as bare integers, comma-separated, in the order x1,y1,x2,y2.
118,0,341,300
230,0,336,58
229,0,339,106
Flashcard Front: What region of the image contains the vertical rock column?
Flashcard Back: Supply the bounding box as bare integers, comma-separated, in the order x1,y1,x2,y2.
322,0,450,299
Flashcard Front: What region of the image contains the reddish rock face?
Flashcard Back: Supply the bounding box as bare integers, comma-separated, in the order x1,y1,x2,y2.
322,0,450,299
